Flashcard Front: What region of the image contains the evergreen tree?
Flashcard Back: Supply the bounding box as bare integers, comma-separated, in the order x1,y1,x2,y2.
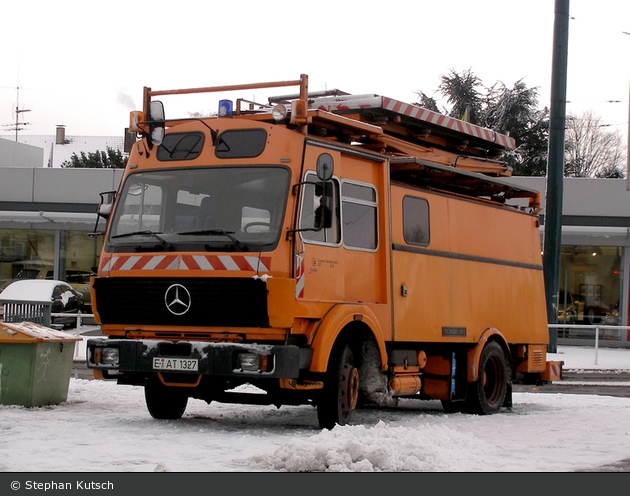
413,92,440,113
61,147,127,169
484,79,549,176
416,70,549,175
438,68,485,123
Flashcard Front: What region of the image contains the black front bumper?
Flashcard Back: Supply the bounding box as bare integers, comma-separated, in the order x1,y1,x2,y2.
86,338,310,379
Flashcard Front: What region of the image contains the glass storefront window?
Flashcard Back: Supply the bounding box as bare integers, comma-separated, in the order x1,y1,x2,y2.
558,245,623,340
0,230,56,290
0,229,101,292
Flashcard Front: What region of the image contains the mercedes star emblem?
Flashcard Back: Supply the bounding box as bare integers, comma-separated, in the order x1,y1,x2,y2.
164,284,192,315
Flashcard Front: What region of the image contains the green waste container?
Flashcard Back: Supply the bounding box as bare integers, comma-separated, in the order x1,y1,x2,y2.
0,321,81,407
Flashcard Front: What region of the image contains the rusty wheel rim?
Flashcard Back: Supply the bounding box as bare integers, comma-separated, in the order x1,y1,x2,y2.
341,363,360,413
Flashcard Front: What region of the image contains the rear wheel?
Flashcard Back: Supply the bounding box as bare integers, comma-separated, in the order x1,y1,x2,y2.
465,341,508,415
145,377,189,420
317,343,360,429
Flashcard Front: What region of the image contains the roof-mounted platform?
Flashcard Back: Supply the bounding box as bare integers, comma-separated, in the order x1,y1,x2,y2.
134,74,516,178
308,93,515,157
390,157,541,214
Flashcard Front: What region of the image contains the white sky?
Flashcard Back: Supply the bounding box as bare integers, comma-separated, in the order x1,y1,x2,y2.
1,339,630,472
1,0,629,140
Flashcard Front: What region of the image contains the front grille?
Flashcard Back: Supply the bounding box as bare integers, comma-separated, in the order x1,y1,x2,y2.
94,277,269,328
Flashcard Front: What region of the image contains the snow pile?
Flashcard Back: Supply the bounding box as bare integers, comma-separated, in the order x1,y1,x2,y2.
2,345,630,472
250,420,491,472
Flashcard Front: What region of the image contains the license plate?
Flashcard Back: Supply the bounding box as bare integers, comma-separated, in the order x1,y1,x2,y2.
153,357,199,372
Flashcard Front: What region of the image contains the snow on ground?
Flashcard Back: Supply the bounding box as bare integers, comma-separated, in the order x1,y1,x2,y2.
2,331,630,472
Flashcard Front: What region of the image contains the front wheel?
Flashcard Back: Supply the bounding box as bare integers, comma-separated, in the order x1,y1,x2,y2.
145,378,189,420
464,341,509,415
317,343,360,429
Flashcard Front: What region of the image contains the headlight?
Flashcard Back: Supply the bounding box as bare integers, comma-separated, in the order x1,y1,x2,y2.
238,353,272,372
95,347,119,365
272,104,288,121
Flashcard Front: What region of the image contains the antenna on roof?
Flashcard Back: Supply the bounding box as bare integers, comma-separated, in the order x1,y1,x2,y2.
2,86,31,141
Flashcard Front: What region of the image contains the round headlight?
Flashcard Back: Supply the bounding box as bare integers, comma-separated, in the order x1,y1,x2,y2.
272,104,288,121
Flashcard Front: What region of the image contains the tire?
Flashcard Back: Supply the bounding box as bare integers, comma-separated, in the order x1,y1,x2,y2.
464,341,508,415
317,342,360,429
145,378,189,420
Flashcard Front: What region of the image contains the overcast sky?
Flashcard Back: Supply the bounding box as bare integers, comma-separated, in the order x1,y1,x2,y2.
1,0,629,139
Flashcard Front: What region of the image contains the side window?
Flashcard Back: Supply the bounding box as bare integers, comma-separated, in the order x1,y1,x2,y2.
403,196,430,246
342,182,377,250
299,172,340,244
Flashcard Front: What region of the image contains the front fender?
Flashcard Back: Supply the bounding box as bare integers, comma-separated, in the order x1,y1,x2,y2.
308,304,388,374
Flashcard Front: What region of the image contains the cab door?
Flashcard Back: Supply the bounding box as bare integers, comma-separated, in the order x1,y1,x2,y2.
296,144,391,336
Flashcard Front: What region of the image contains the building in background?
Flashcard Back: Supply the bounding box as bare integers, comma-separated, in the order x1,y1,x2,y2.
0,125,127,168
0,132,124,294
507,177,630,346
0,138,628,346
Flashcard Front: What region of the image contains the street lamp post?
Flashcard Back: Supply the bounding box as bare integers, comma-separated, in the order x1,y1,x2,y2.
624,32,630,190
544,0,570,353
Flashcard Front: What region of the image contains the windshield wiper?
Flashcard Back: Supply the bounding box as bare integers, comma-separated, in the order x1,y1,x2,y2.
177,229,247,251
111,230,171,250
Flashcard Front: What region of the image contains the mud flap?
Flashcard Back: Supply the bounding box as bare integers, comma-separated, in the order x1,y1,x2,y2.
502,382,512,408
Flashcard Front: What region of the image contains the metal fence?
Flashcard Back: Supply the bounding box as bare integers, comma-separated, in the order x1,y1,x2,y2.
0,300,53,327
551,324,630,365
1,300,93,331
50,312,94,330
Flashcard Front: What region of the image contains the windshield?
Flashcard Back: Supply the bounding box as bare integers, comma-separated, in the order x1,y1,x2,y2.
107,167,290,252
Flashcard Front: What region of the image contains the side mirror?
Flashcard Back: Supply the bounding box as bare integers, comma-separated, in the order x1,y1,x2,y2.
316,153,334,181
149,101,165,146
96,190,117,220
88,190,117,238
98,203,112,219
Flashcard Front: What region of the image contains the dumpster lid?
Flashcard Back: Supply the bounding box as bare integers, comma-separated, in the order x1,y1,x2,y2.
0,321,82,343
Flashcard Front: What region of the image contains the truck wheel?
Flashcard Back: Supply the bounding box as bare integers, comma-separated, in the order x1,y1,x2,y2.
317,342,360,429
145,378,189,420
464,341,508,415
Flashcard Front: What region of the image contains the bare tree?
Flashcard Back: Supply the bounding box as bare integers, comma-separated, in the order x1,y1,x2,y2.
565,110,625,178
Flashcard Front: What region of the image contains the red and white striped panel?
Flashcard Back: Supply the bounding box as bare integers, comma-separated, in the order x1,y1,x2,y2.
100,254,271,273
381,97,515,150
311,94,515,150
295,255,305,299
548,362,563,380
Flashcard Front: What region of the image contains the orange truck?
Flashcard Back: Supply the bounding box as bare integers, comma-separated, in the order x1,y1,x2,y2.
86,74,562,428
